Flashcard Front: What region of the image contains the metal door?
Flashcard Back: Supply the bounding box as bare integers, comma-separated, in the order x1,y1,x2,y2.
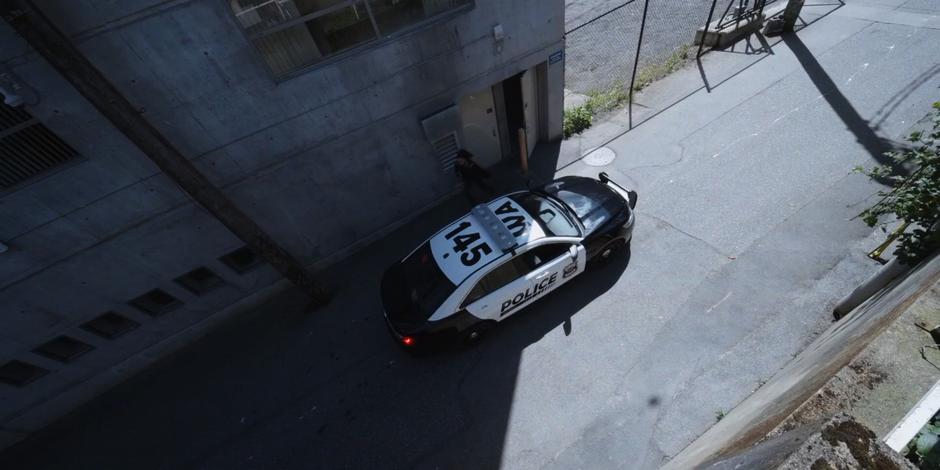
458,88,501,168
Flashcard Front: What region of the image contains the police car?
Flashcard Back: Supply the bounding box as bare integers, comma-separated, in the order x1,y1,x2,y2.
380,172,637,349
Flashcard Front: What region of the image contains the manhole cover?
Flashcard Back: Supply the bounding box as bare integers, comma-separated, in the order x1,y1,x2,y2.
584,146,616,167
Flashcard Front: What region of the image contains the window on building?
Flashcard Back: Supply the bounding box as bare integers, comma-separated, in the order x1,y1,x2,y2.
220,246,264,273
230,0,472,77
81,311,140,339
129,288,183,316
33,336,95,363
0,360,48,387
175,267,225,295
0,102,80,191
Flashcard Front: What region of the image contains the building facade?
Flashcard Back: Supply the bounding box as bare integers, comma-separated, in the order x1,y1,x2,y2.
0,0,564,448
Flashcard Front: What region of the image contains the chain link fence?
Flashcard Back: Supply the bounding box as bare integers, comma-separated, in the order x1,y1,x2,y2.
565,1,642,96
565,0,718,97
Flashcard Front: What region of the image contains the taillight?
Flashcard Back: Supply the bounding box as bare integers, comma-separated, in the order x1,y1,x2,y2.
402,336,415,346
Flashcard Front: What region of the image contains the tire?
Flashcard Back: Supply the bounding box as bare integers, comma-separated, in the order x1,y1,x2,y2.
461,321,495,347
591,238,627,267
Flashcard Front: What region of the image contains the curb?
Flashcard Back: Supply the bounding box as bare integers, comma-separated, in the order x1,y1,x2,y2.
833,257,911,319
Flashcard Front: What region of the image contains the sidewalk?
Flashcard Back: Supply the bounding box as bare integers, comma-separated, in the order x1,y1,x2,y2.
2,1,939,469
664,253,940,469
559,0,938,171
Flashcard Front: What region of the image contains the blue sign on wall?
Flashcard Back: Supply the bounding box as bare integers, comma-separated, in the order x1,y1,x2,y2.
549,50,564,65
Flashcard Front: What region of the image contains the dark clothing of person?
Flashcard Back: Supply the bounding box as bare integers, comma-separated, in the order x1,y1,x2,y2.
455,159,491,182
454,152,494,204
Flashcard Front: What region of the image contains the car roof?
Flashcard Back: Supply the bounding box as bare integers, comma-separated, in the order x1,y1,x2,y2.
429,195,547,285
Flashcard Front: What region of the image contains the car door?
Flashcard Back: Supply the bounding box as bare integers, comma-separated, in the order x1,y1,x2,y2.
479,243,583,321
461,258,529,322
495,243,586,319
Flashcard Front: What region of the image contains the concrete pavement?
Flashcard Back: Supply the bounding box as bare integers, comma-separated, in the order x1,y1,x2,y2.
665,253,940,469
2,0,939,469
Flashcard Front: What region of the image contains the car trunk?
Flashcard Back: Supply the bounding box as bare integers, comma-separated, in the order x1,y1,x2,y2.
380,243,456,331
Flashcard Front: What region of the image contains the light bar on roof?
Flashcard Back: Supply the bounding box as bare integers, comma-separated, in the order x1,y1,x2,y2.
471,203,518,253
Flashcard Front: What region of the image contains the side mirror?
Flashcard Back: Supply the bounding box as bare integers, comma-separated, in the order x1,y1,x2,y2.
568,245,578,261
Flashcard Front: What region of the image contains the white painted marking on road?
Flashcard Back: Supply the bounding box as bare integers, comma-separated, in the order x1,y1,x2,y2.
771,106,803,125
710,92,823,158
844,62,870,85
712,132,760,158
706,292,732,314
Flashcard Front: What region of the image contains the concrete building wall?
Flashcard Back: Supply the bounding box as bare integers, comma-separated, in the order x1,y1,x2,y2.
0,0,565,447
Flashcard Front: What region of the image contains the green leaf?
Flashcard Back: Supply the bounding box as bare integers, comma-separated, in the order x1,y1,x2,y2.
854,101,940,261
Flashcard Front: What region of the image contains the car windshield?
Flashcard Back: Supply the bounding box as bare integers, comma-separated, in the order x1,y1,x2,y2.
511,193,580,237
400,242,456,317
544,180,621,233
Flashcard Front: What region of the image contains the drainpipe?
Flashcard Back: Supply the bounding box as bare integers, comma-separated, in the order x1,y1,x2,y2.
833,257,911,319
834,220,940,319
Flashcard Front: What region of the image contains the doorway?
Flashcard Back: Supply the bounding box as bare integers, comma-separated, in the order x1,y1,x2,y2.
502,72,524,161
457,65,542,171
499,67,539,165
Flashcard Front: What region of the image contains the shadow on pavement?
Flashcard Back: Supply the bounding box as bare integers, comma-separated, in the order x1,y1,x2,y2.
0,142,631,470
869,63,940,132
783,33,903,174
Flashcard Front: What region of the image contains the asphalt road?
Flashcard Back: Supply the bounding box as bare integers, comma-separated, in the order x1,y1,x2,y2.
2,1,939,469
564,0,715,94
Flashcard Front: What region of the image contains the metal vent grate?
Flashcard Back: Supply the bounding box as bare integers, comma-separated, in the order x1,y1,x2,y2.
0,103,79,191
431,132,459,171
420,105,460,172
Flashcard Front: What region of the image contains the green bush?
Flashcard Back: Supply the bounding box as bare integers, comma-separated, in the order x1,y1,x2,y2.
561,44,693,140
856,101,940,263
563,106,593,139
633,44,691,92
585,84,629,115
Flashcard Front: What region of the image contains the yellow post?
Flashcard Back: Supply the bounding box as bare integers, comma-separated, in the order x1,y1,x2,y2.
869,222,909,264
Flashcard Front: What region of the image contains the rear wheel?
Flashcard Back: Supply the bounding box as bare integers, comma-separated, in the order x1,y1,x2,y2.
460,321,495,347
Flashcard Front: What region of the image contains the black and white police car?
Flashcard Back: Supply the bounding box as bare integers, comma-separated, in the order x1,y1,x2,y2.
380,173,637,350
